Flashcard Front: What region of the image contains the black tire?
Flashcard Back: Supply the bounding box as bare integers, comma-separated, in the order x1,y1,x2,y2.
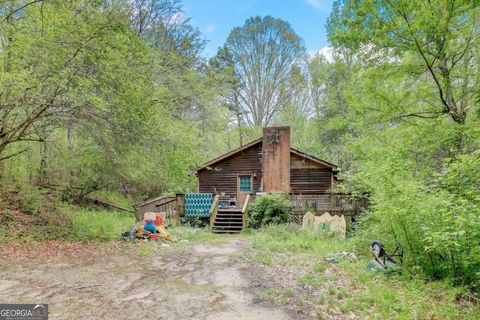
371,240,385,258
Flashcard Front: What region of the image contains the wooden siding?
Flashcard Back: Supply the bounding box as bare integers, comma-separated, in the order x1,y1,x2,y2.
135,196,177,221
197,142,336,198
290,154,333,194
197,143,263,197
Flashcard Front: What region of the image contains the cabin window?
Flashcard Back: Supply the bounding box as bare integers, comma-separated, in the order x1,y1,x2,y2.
239,175,252,192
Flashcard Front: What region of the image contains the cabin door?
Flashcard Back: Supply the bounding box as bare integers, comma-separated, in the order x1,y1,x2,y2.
237,175,252,208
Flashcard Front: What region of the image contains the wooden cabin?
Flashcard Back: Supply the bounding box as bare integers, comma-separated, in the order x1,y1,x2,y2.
194,126,340,209
136,126,366,233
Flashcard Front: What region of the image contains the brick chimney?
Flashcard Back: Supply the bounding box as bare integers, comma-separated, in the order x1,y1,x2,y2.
262,126,290,193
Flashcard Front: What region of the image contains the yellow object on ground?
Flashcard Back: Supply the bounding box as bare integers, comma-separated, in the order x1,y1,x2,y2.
156,225,175,242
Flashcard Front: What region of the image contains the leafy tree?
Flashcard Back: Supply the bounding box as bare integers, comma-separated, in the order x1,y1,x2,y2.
222,16,306,127
328,0,480,125
0,0,227,202
130,0,204,61
319,0,480,288
209,45,247,146
0,0,129,161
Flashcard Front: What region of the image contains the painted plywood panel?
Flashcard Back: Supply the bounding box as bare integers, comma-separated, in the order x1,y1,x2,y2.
302,211,315,231
313,212,346,239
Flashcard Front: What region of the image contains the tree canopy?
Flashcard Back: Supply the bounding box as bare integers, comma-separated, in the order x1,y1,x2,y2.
220,16,306,127
1,0,479,291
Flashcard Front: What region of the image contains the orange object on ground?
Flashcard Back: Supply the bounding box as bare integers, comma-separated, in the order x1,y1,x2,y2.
155,214,164,226
149,233,161,241
156,225,174,242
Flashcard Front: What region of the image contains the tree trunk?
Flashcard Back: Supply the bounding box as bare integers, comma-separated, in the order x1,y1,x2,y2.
67,123,74,188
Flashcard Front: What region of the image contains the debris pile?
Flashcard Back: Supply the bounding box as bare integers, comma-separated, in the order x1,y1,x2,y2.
122,212,175,242
366,240,402,273
326,251,357,262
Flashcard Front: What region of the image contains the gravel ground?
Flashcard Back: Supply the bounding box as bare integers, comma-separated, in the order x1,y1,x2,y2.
0,238,306,320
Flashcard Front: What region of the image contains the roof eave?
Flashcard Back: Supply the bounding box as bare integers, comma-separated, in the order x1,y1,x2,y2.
193,140,340,174
289,148,340,171
193,138,262,173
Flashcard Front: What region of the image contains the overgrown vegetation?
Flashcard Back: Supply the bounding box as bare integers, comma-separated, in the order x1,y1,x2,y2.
70,208,134,241
1,0,479,298
248,224,480,319
0,184,134,242
319,0,480,291
352,151,480,290
180,216,209,229
247,194,294,229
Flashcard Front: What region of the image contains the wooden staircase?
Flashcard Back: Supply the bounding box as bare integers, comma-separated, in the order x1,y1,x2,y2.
209,194,250,234
211,208,244,233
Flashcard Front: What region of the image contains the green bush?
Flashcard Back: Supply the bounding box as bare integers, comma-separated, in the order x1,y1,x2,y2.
247,193,293,229
352,151,480,291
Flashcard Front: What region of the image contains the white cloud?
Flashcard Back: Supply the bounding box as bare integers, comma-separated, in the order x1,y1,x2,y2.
305,0,324,10
318,46,334,62
204,24,216,35
309,46,335,63
166,12,186,27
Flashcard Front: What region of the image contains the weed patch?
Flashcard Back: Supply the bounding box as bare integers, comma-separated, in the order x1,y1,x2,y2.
247,224,480,319
70,208,135,240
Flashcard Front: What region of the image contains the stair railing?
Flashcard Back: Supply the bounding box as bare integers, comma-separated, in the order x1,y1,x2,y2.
242,194,251,228
209,194,220,231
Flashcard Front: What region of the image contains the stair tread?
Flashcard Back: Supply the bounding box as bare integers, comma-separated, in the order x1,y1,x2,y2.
218,208,243,212
212,231,241,234
211,208,245,233
215,221,243,223
213,225,243,228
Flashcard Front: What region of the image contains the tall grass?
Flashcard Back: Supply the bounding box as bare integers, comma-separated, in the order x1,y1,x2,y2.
70,208,135,240
249,223,351,255
247,223,480,319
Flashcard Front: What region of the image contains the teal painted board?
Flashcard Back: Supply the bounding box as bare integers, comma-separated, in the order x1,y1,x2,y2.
184,193,213,217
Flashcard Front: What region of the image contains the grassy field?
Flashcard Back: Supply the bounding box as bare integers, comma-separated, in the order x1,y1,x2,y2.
245,224,480,320
69,208,135,240
0,186,136,242
1,185,478,319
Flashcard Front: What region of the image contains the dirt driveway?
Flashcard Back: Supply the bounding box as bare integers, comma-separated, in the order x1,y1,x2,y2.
0,238,305,320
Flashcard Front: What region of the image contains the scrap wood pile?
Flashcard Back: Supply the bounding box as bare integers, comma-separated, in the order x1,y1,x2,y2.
122,212,175,242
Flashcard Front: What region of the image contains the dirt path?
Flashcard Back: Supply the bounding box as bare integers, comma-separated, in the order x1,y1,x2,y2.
0,239,304,320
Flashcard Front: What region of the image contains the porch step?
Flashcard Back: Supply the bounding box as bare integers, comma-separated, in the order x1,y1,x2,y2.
215,216,242,219
212,229,242,234
214,222,243,226
211,210,244,234
214,216,243,220
217,214,242,219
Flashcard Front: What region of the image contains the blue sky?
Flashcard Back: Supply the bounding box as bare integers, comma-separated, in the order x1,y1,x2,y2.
182,0,334,57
